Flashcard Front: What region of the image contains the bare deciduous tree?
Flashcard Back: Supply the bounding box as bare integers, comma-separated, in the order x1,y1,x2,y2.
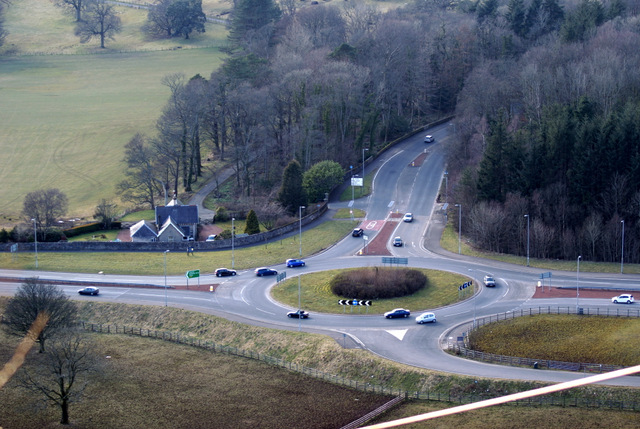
3,278,77,353
19,329,98,425
74,0,121,48
22,188,69,237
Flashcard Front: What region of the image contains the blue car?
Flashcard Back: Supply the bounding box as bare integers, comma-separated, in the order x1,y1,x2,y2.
255,267,278,277
286,259,306,268
384,308,410,319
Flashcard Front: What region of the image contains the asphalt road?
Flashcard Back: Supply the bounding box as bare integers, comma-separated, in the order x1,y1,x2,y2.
2,121,640,387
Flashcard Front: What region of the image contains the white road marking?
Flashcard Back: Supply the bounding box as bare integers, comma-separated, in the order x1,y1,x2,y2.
386,329,408,341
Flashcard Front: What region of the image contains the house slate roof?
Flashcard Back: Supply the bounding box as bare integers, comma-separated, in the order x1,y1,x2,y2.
157,216,185,238
155,205,199,226
130,220,157,238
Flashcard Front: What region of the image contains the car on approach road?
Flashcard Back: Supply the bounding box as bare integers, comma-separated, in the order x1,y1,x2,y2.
393,236,403,247
384,308,411,319
352,228,364,237
215,268,237,277
424,135,435,143
483,275,496,287
402,213,413,222
78,287,99,296
255,267,278,277
287,309,310,319
612,294,634,304
286,258,306,268
416,312,437,324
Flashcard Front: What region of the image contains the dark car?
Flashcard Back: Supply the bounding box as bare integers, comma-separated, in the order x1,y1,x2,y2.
287,309,310,319
255,267,278,277
286,259,306,268
384,308,410,319
215,268,237,277
78,287,99,296
352,228,364,237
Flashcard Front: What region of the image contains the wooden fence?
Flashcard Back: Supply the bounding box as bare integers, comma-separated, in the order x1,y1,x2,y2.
80,321,640,413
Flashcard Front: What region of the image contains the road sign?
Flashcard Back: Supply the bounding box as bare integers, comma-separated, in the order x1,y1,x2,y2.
276,272,287,282
338,299,372,306
540,272,552,279
186,269,200,279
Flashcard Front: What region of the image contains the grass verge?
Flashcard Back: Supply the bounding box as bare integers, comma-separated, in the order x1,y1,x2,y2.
271,268,469,314
0,221,357,274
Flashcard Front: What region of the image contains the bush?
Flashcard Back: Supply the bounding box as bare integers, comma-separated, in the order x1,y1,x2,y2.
244,209,260,234
214,206,229,222
63,222,102,238
330,267,427,299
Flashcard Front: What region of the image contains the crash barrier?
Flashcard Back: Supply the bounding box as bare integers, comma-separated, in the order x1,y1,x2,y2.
79,321,640,412
448,306,640,375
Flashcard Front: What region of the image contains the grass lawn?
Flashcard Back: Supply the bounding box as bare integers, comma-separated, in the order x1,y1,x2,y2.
0,220,358,274
272,268,469,315
0,330,393,429
0,0,227,224
470,314,640,366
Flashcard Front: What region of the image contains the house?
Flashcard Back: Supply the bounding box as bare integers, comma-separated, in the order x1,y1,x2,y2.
129,220,157,242
155,204,199,241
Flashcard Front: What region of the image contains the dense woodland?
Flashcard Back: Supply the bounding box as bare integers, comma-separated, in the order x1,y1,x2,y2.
101,0,640,262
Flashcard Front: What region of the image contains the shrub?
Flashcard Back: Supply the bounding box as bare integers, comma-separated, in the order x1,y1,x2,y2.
214,206,229,222
244,209,260,235
330,267,427,299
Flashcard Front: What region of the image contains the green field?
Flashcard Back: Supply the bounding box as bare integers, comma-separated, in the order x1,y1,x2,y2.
0,0,227,223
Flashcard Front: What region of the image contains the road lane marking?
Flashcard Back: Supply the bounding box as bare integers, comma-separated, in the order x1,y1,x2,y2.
386,329,408,341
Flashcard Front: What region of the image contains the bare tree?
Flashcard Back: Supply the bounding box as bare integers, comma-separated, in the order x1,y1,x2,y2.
93,199,118,229
117,133,162,209
53,0,86,22
19,329,98,425
22,188,69,238
74,0,121,48
3,278,77,353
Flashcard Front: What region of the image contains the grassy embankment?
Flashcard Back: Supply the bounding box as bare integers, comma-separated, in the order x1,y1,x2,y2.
0,0,228,225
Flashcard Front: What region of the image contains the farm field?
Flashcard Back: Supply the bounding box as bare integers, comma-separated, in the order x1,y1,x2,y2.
0,0,227,224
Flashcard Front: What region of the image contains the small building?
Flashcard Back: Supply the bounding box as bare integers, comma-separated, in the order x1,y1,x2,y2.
129,220,157,243
155,203,199,240
157,216,186,242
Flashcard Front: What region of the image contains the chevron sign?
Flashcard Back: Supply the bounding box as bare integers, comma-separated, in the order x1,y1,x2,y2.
339,299,372,306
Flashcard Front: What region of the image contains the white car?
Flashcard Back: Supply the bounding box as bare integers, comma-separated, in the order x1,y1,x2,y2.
206,234,217,241
416,312,436,324
402,213,413,222
611,294,634,304
424,135,434,143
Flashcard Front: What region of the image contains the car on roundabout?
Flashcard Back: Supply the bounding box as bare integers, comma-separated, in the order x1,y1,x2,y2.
215,268,236,277
611,294,634,304
287,309,310,319
416,312,436,324
483,275,496,287
393,236,403,247
384,308,410,319
78,287,99,296
352,228,364,237
255,267,278,277
402,213,413,222
286,258,306,268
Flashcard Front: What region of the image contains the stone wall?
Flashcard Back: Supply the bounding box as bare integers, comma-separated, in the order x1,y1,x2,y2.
2,203,328,253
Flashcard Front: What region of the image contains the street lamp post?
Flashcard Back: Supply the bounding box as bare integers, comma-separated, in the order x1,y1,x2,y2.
454,204,461,254
576,255,582,312
31,218,38,269
362,147,369,195
525,214,530,267
299,206,305,257
621,220,625,274
444,171,448,204
164,250,170,307
231,217,235,269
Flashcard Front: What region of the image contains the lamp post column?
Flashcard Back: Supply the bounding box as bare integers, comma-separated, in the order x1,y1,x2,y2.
621,220,625,274
31,218,38,269
362,147,368,196
299,206,305,257
455,204,461,254
231,217,235,269
164,250,170,307
576,255,582,312
525,214,530,267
